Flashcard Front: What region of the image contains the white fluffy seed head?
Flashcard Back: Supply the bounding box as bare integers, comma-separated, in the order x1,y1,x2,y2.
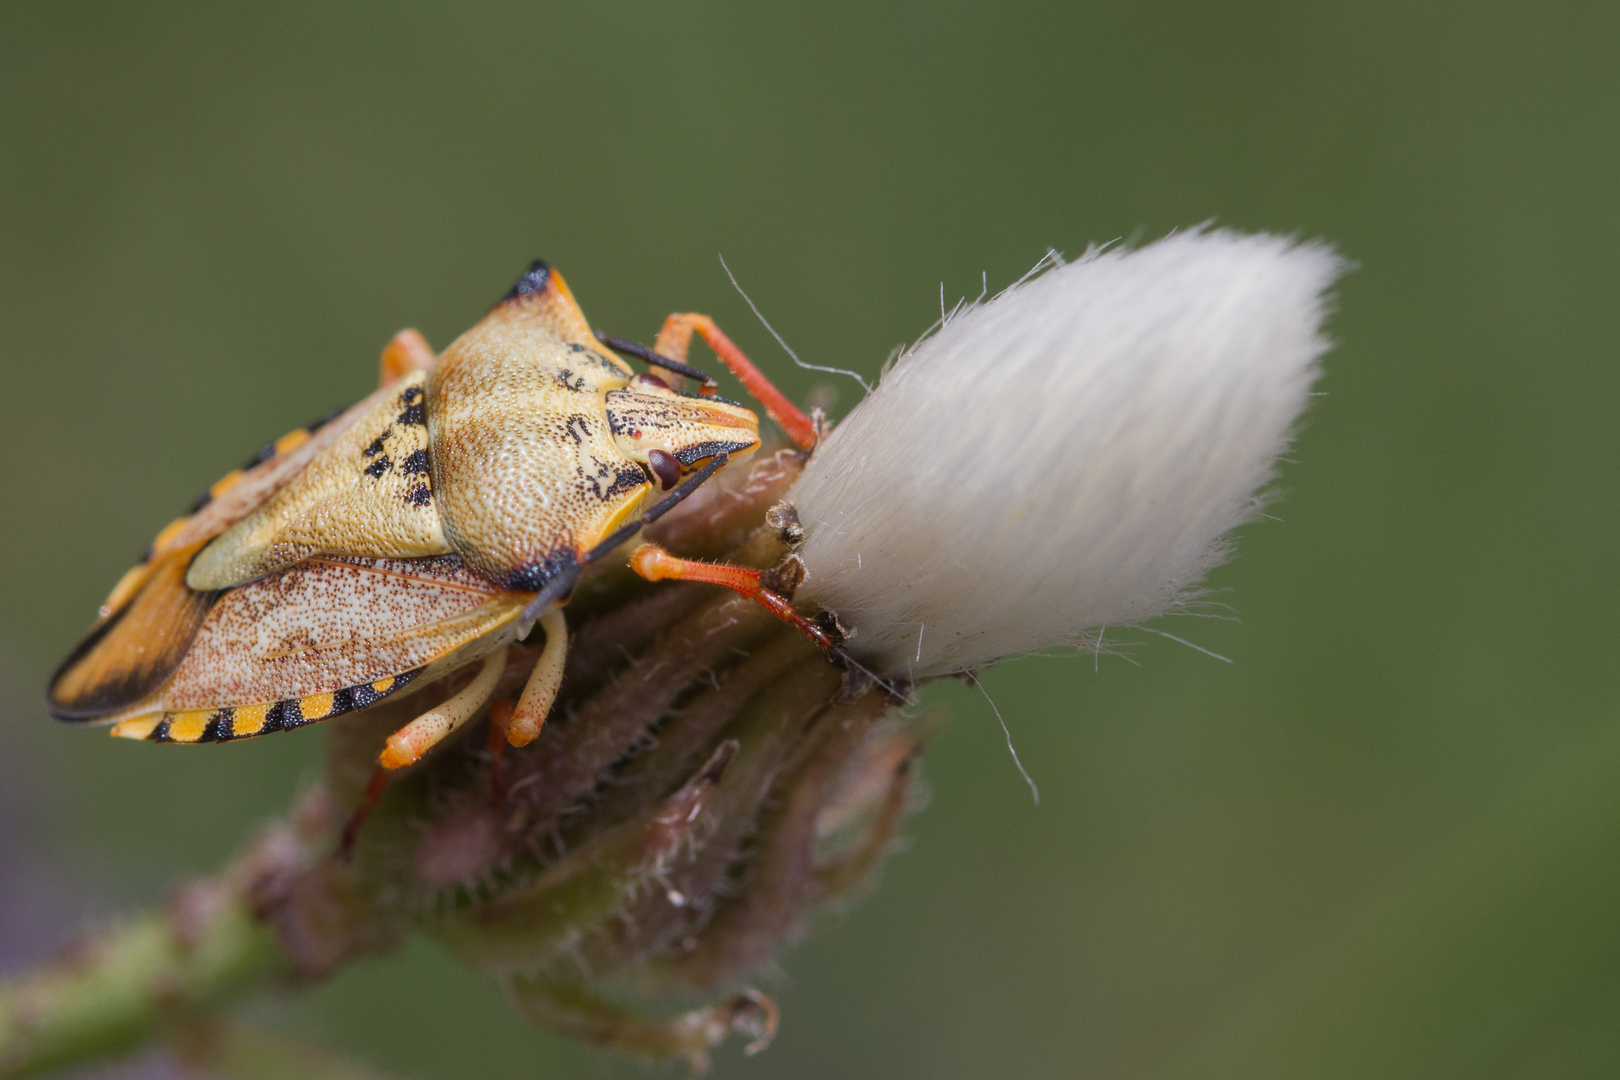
788,228,1343,679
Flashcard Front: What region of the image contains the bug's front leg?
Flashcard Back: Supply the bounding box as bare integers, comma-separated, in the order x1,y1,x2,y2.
477,609,567,806
652,314,819,451
628,543,837,652
378,328,436,387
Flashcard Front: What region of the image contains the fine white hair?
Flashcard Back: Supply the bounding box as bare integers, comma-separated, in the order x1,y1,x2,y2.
788,228,1344,679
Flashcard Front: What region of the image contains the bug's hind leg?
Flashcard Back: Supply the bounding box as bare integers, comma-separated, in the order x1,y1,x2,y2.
340,647,509,855
378,328,436,387
338,765,393,856
629,543,836,652
504,608,568,748
648,314,819,451
379,647,508,770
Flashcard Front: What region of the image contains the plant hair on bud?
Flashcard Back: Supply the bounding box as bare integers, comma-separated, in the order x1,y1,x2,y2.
790,228,1345,678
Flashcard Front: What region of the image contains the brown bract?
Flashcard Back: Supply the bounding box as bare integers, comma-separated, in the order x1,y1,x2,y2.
250,449,931,1068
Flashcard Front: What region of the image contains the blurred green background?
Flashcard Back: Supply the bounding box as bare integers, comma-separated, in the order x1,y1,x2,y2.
2,3,1617,1077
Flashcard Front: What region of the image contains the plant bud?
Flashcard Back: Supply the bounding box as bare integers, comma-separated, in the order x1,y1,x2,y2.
790,229,1343,677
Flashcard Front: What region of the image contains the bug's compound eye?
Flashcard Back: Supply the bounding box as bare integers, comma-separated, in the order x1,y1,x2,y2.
647,448,682,490
634,372,671,391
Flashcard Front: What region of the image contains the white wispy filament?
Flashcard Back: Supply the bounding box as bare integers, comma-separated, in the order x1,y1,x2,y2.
789,229,1343,679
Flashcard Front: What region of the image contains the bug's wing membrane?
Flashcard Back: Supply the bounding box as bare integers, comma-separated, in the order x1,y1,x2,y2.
49,381,412,723
47,544,220,721
188,373,453,591
137,555,524,744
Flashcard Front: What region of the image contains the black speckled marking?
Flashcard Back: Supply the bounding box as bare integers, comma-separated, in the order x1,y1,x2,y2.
502,259,552,301
363,454,392,479
674,439,757,466
330,686,357,715
567,340,631,375
680,389,746,408
401,449,429,475
348,668,421,711
397,386,425,426
270,697,308,730
239,442,278,472
387,668,421,694
604,466,647,500
364,430,391,458
201,709,234,742
579,456,625,501
503,548,580,593
565,415,590,444
144,670,424,745
404,484,432,507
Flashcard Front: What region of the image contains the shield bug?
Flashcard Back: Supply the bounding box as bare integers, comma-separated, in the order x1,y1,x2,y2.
47,261,835,807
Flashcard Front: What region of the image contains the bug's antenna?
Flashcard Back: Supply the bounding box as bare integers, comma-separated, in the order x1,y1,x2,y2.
719,254,872,394
595,331,718,390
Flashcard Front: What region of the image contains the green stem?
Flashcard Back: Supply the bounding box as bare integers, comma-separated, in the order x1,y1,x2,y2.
0,882,283,1078
183,1023,401,1080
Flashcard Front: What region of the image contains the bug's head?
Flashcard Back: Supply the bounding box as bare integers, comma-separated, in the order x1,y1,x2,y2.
605,375,761,490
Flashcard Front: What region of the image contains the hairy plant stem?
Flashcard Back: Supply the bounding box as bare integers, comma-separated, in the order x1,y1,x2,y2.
0,830,298,1078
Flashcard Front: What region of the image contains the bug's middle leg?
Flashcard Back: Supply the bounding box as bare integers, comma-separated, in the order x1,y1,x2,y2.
503,608,568,748
629,543,836,652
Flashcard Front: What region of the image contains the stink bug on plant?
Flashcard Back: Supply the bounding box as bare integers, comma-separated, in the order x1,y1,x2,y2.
47,261,834,820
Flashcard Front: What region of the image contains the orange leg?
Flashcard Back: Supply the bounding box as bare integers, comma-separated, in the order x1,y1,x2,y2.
629,544,834,651
338,766,392,857
379,647,507,769
341,648,506,853
653,314,818,451
507,608,568,747
379,328,436,387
